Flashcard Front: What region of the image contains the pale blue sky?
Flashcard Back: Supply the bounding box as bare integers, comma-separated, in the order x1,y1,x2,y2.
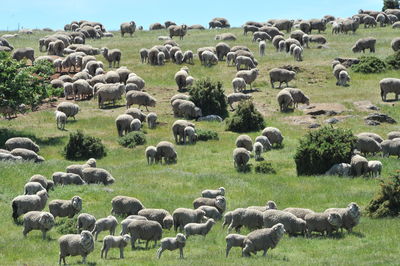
1,0,382,31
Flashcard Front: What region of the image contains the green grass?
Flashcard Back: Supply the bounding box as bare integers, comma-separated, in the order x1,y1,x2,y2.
0,25,400,265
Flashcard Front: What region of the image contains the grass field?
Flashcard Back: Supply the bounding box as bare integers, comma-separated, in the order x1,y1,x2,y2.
0,24,399,265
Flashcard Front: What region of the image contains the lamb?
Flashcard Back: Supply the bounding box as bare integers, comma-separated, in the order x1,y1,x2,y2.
101,234,131,259
145,146,157,165
95,83,125,108
52,172,85,186
236,135,253,151
157,233,186,259
235,68,259,89
5,137,39,153
269,68,296,89
235,56,256,71
12,190,48,222
49,196,82,219
23,211,54,239
277,89,294,112
130,118,141,131
172,120,195,144
202,187,225,198
155,141,177,164
82,167,115,185
193,195,226,214
53,110,67,130
92,215,118,241
111,196,144,216
352,37,376,53
226,52,236,66
293,46,303,61
233,148,251,169
242,223,285,257
285,88,310,108
10,148,44,163
263,209,307,236
138,208,173,229
222,211,233,229
66,158,96,177
381,139,400,158
197,206,222,220
338,70,350,86
172,208,206,232
225,233,246,257
227,93,252,110
333,64,347,85
24,182,46,195
228,208,264,232
127,219,163,249
57,102,79,120
183,126,197,144
255,136,272,151
77,213,96,233
58,230,94,265
351,154,369,176
12,47,35,62
283,207,315,220
120,215,148,235
324,202,361,233
184,218,215,238
182,50,194,64
146,112,157,129
356,135,382,156
126,91,156,111
253,142,263,161
380,78,400,101
63,82,74,100
391,37,400,52
262,127,284,147
101,47,121,68
29,174,54,191
139,48,149,63
232,77,247,93
367,160,382,177
115,114,134,137
324,163,352,176
278,40,286,52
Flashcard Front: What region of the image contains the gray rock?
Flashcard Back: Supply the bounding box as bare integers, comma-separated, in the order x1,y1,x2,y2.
308,123,321,128
364,113,396,124
325,118,339,124
197,115,223,122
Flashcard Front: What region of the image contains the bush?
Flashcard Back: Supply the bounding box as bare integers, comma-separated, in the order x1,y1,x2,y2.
385,51,400,70
196,129,219,141
366,173,400,218
255,162,276,174
118,131,146,148
294,126,356,176
56,218,77,234
189,78,228,118
351,56,387,74
63,130,106,160
383,0,399,11
225,100,265,132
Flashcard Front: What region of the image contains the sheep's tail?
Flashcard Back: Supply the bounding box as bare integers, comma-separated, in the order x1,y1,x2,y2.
12,201,18,222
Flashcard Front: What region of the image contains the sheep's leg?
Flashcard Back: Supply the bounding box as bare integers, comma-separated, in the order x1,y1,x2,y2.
41,230,46,240
82,255,86,264
262,248,268,256
120,247,124,259
226,246,231,257
157,247,163,259
145,240,149,249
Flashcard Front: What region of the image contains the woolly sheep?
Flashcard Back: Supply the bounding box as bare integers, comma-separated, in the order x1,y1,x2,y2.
120,21,136,37
145,112,157,129
128,219,163,249
356,132,383,143
278,40,286,52
228,208,264,232
324,202,361,233
77,213,96,233
126,91,156,111
197,206,222,220
225,233,246,257
232,77,246,93
262,127,283,147
82,167,115,185
169,24,187,40
193,196,226,214
145,146,157,165
253,142,263,161
236,135,253,151
356,135,382,156
277,89,294,112
381,139,400,158
57,102,79,120
201,50,218,66
58,230,94,265
227,93,252,110
101,47,121,68
242,223,285,257
184,218,215,238
54,110,67,130
130,118,141,131
10,148,44,163
285,88,310,108
120,215,148,235
392,38,400,53
235,68,259,89
263,209,306,236
104,70,120,83
157,233,186,259
139,48,149,63
138,208,173,230
338,70,350,87
101,234,130,259
352,37,376,53
92,215,118,241
172,120,195,144
12,47,35,62
215,33,237,41
5,137,39,153
272,35,285,51
173,100,202,119
367,160,382,177
49,196,82,219
172,208,206,232
388,131,400,140
183,126,197,144
235,56,256,71
255,136,272,151
269,68,296,89
66,158,96,177
22,211,54,239
155,141,177,164
233,147,251,169
12,190,48,222
52,172,85,186
248,200,278,212
222,211,233,229
324,163,352,176
202,187,225,198
293,46,303,61
111,196,145,216
24,182,46,195
29,174,54,191
115,114,134,137
380,78,400,101
283,207,314,220
253,31,271,42
351,154,369,176
305,212,342,237
0,152,22,162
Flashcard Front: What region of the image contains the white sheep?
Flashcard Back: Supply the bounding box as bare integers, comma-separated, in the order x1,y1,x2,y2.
338,70,350,86
253,142,263,161
58,230,94,265
23,211,55,239
77,213,96,233
157,233,186,259
201,187,225,198
147,112,157,129
367,160,382,177
293,46,303,61
235,68,259,89
49,196,82,218
232,77,247,93
225,233,246,257
12,190,48,222
145,146,157,164
130,118,142,131
184,218,215,238
55,111,67,130
24,182,46,195
101,234,131,259
183,126,197,144
259,41,266,56
92,215,118,241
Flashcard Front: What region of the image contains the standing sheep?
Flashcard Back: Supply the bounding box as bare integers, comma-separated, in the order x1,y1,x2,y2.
120,215,148,235
77,213,96,233
101,234,131,259
228,208,264,233
262,127,284,147
145,146,157,165
202,187,225,198
172,120,195,144
305,212,342,237
381,139,400,158
101,47,121,68
12,47,35,62
155,141,177,164
52,172,85,186
96,83,125,108
12,190,48,222
120,21,136,37
235,68,259,89
255,136,272,151
29,174,54,191
147,112,157,129
193,195,226,214
82,168,115,185
356,135,382,156
23,211,55,239
115,114,134,137
57,102,79,120
269,68,296,89
232,77,247,93
92,215,118,241
139,48,149,63
242,223,285,257
293,46,303,61
254,142,263,161
138,208,173,230
233,148,251,169
130,118,142,131
283,207,314,220
5,137,39,153
277,89,294,112
126,91,157,111
338,70,350,87
58,230,94,265
391,37,400,52
183,126,197,144
172,208,206,232
24,182,46,195
111,196,145,216
197,206,222,220
235,135,253,151
55,111,67,130
225,233,246,257
184,218,216,238
324,202,361,233
352,37,376,53
351,154,369,176
49,196,82,218
367,160,382,177
128,219,163,249
380,78,400,101
157,233,186,259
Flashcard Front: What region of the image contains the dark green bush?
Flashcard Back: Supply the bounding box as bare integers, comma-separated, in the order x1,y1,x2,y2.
367,173,400,218
236,164,252,173
383,0,399,11
63,130,106,160
118,131,146,148
189,78,228,118
385,51,400,70
56,218,77,234
255,162,276,174
196,129,219,141
225,100,265,132
294,126,356,176
351,56,387,74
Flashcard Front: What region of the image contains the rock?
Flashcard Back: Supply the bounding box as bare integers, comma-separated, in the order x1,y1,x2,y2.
364,113,397,124
197,115,223,122
308,123,321,128
353,101,379,112
325,118,339,124
303,103,347,116
334,57,360,67
365,120,380,126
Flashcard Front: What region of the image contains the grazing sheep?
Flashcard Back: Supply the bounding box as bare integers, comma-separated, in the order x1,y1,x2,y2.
324,163,352,176
232,77,247,93
233,148,251,169
115,114,134,137
277,89,294,112
145,146,157,165
193,196,226,214
184,218,215,238
338,70,350,86
126,91,156,111
391,37,400,52
23,211,54,239
120,21,136,37
201,50,218,66
49,196,82,218
77,213,96,233
351,154,369,177
255,136,272,151
172,208,206,232
381,139,400,158
172,100,202,119
157,51,165,65
293,46,303,61
128,219,163,249
367,160,382,177
138,209,173,230
235,56,256,71
12,47,35,62
101,234,131,259
283,208,314,220
228,208,264,232
10,148,44,163
146,112,157,129
155,141,177,164
104,70,120,83
63,82,74,100
24,182,46,195
215,33,237,41
262,127,284,147
216,42,231,61
263,209,306,236
55,110,67,130
92,215,118,241
272,35,285,51
225,233,246,257
12,190,48,222
66,158,96,177
101,47,121,67
197,206,222,220
357,132,383,143
52,172,85,186
29,174,54,191
258,40,266,57
248,201,278,212
235,68,259,89
120,215,148,235
111,196,144,216
183,126,197,144
236,135,253,151
58,230,94,265
278,40,286,52
333,64,347,85
95,83,125,108
139,48,149,63
380,78,400,101
252,31,271,42
356,136,382,156
82,168,115,185
183,50,194,64
202,187,225,198
172,120,195,144
242,223,285,257
227,93,252,110
269,68,296,89
157,233,186,259
352,37,376,53
57,102,79,120
285,88,310,108
222,211,233,229
125,107,146,122
130,118,141,131
253,142,263,161
5,137,39,153
324,202,360,233
304,212,342,237
388,131,400,140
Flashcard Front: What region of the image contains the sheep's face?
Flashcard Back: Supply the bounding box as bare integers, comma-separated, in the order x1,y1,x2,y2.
80,230,94,252
304,96,310,105
39,213,55,229
86,158,96,168
219,187,225,196
348,203,360,219
148,98,157,107
208,218,216,225
194,107,202,118
267,201,277,210
122,234,131,243
215,196,226,210
352,46,360,53
273,223,286,237
72,196,83,211
176,233,186,243
163,217,173,230
328,213,343,227
197,210,206,220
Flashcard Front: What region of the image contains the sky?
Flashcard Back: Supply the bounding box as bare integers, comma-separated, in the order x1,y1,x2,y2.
0,0,382,31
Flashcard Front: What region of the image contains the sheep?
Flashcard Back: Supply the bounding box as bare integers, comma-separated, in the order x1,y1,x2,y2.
155,141,177,164
324,163,352,176
215,33,237,41
226,93,251,110
23,211,54,239
12,190,48,222
248,201,278,212
381,139,400,158
10,148,44,163
393,21,400,28
197,206,222,220
65,158,96,177
85,60,102,76
283,207,315,220
364,15,378,28
183,126,197,144
351,154,369,177
388,131,400,140
184,218,215,238
293,46,303,61
227,208,264,232
272,35,285,51
138,208,173,230
82,167,115,185
172,120,195,144
57,102,79,120
304,212,342,237
182,50,194,64
225,233,246,257
144,112,157,129
101,234,130,259
101,47,121,68
77,213,96,233
120,21,136,37
235,56,256,71
380,78,400,101
253,142,263,161
156,51,165,65
252,31,271,42
145,146,157,165
172,208,206,232
52,172,85,186
338,70,350,87
29,174,54,191
277,89,294,112
367,160,382,177
111,196,145,216
173,100,202,119
278,40,286,52
120,215,148,235
244,25,260,35
232,77,247,93
352,37,376,53
236,135,253,151
95,83,125,108
226,52,236,66
193,195,226,214
130,118,142,131
202,187,225,198
259,41,266,57
23,182,46,195
126,91,156,111
12,47,35,62
285,88,310,108
139,48,149,63
242,223,285,257
201,50,218,66
216,42,231,61
263,209,307,236
391,37,400,52
53,110,67,130
169,24,187,40
333,64,347,85
269,68,296,89
128,219,163,249
49,196,82,219
255,136,272,152
115,114,134,137
5,137,39,153
157,233,186,259
58,230,94,265
356,135,382,156
92,215,118,241
324,202,361,233
233,148,251,169
104,70,120,83
222,211,233,229
235,68,259,89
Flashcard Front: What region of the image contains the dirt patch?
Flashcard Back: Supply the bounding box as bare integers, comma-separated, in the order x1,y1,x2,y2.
283,115,317,126
353,101,379,112
253,102,276,117
301,103,349,116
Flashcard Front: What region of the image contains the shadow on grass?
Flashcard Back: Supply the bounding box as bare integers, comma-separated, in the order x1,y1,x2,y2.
100,104,125,110
0,128,65,148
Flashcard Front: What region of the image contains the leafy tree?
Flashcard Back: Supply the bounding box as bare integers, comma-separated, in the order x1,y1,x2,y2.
63,131,106,160
383,0,399,11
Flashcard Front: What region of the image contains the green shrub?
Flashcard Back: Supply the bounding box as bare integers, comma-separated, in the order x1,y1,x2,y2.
351,56,387,74
56,218,77,234
383,0,399,11
63,130,106,160
118,131,146,148
255,162,276,174
189,78,228,118
366,173,400,218
294,126,356,176
385,51,400,70
236,164,252,173
196,129,219,141
225,100,265,132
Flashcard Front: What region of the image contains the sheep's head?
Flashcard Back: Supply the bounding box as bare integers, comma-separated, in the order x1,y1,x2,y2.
196,209,206,220
303,95,310,105
148,97,157,107
296,218,307,233
207,218,216,225
106,175,115,185
352,45,360,53
272,223,286,237
46,180,54,191
328,212,343,228
194,107,202,118
37,190,49,200
215,196,226,212
267,200,277,210
348,203,361,219
176,233,186,243
163,215,173,230
86,158,96,168
122,234,131,243
39,212,55,229
71,196,83,212
218,187,226,196
80,230,94,253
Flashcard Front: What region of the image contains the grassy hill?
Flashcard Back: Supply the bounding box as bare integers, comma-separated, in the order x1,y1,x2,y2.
0,25,399,265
